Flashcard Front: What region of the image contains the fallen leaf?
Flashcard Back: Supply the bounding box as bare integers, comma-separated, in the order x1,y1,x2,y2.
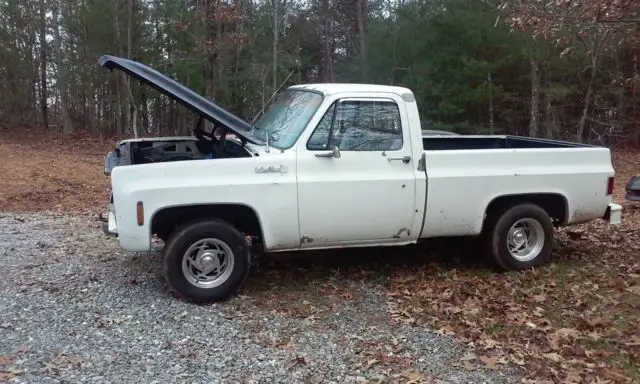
370,374,388,383
402,370,425,383
13,345,30,354
459,352,477,362
564,370,583,383
601,368,628,381
303,314,317,325
434,325,455,335
587,330,603,341
625,285,640,295
0,356,12,365
595,349,614,358
0,366,21,380
547,333,562,350
478,355,499,370
543,352,563,362
461,360,476,370
287,356,306,370
555,327,581,339
533,293,547,303
624,336,640,346
480,337,499,349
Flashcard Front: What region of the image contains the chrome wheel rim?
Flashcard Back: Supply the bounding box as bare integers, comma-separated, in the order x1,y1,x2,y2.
507,218,545,262
181,238,235,288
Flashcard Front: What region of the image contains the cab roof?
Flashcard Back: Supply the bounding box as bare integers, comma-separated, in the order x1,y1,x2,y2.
289,83,414,98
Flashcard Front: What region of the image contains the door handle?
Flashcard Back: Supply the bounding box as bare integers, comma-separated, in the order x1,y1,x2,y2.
387,155,411,164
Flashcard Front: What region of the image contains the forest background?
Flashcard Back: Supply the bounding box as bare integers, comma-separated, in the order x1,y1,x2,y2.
0,0,638,146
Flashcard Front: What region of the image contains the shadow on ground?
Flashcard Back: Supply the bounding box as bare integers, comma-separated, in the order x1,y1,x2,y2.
241,236,498,295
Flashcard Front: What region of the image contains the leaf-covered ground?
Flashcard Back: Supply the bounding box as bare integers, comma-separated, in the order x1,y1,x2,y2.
0,129,114,214
1,130,638,383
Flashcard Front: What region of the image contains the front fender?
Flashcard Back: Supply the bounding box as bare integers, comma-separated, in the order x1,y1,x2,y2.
110,154,300,252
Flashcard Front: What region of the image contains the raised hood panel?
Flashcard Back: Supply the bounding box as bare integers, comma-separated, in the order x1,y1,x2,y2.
98,55,263,145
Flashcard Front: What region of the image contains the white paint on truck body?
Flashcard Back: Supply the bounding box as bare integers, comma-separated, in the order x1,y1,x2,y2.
107,83,618,253
421,147,614,238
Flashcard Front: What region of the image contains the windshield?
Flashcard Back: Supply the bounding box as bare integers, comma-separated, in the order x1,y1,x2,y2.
252,90,324,149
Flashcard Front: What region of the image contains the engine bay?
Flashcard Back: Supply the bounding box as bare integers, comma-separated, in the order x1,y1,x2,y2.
104,119,254,175
129,126,251,165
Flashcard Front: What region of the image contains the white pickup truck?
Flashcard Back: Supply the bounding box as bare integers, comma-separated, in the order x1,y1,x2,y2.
99,55,622,303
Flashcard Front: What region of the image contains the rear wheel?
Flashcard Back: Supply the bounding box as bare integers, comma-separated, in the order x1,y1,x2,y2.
162,219,251,303
484,203,554,270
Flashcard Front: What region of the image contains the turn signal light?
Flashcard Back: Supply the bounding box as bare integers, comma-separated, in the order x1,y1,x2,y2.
136,202,144,226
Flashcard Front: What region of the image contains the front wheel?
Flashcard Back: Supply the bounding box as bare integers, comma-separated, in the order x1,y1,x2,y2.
162,219,251,303
484,203,554,271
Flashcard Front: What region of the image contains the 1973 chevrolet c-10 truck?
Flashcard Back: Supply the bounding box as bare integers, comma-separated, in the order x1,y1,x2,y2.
99,55,623,303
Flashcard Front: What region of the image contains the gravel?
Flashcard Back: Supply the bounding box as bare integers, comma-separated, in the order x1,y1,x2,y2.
0,212,520,383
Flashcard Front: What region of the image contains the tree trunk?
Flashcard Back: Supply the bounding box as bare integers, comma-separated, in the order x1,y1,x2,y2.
390,0,404,84
544,60,555,139
356,0,367,81
488,71,494,134
52,0,73,134
633,54,639,147
39,0,48,130
272,0,279,91
204,55,216,99
576,58,597,143
127,0,138,138
321,0,333,82
199,0,217,131
113,0,128,134
200,0,216,100
529,56,540,137
576,31,609,143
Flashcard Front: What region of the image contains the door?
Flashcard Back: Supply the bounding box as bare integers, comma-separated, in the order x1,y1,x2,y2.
296,95,417,247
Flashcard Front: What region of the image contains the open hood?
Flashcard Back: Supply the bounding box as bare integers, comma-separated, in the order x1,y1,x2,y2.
98,55,264,145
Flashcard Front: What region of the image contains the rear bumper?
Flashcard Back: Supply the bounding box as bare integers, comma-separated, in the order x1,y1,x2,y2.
603,202,622,225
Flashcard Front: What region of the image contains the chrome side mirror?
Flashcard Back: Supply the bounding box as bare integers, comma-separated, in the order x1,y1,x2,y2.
315,145,341,159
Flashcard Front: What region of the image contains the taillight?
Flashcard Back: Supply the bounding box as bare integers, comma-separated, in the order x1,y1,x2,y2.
606,176,614,195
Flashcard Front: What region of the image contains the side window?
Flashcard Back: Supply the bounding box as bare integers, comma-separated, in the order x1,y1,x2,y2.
307,103,336,150
307,99,403,152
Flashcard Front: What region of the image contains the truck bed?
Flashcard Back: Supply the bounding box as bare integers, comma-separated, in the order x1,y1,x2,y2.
422,135,592,151
419,137,613,239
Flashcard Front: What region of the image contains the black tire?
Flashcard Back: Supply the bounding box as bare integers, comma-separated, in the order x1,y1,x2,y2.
162,219,251,303
484,203,554,271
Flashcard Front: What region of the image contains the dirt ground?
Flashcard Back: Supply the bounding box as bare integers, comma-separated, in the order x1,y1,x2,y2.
0,129,115,214
1,130,639,382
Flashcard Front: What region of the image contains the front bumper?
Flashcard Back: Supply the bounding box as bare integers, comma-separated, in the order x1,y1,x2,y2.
603,202,622,225
627,191,640,201
626,176,640,201
100,203,118,237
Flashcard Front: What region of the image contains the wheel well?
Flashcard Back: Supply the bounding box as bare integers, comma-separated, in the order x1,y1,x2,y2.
151,204,263,240
484,194,568,226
